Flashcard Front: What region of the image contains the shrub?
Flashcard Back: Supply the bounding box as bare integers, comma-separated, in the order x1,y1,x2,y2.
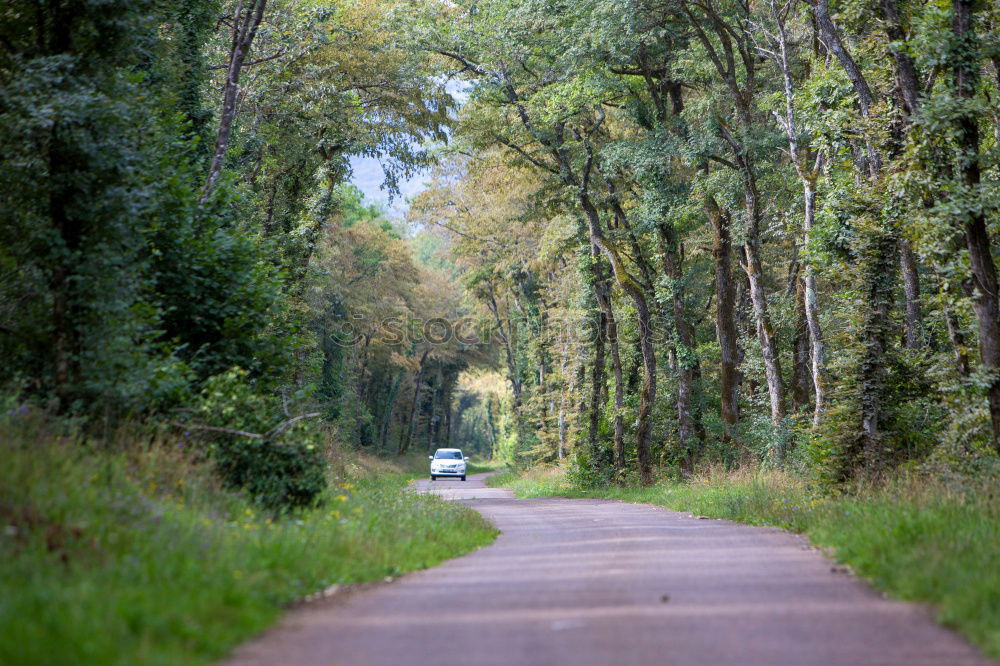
213,436,327,510
192,368,328,510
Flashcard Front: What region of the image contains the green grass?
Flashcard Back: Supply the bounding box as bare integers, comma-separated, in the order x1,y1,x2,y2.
488,465,1000,658
0,418,497,666
466,459,506,475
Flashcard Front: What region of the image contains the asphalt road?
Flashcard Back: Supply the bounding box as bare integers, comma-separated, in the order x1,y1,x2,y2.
222,472,993,666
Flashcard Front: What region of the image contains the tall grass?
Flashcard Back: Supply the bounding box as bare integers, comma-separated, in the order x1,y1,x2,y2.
465,459,507,475
488,464,1000,658
0,415,497,666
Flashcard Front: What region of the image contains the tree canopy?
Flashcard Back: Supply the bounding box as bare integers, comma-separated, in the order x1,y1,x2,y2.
2,0,999,497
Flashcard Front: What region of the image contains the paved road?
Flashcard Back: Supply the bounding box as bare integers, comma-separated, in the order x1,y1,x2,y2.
223,473,993,666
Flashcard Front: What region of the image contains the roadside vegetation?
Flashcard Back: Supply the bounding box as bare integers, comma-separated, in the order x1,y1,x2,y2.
488,465,1000,658
2,5,506,663
0,414,496,666
465,459,508,475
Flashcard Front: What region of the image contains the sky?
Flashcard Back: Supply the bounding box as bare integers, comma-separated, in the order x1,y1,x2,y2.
347,154,431,219
347,80,469,219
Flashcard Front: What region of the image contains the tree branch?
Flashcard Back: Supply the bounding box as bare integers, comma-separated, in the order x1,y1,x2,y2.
267,412,322,439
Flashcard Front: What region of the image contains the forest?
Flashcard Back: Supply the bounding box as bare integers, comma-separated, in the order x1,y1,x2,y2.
1,0,517,510
1,0,1000,661
411,0,1000,488
5,0,1000,495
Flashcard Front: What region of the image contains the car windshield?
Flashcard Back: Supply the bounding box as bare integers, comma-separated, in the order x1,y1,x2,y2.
434,450,463,460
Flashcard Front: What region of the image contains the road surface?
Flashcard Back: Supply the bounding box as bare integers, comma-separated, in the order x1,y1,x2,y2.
223,473,993,666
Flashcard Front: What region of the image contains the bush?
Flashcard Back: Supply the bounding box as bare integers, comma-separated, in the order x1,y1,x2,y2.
567,448,615,487
0,413,497,666
192,368,327,509
213,437,326,510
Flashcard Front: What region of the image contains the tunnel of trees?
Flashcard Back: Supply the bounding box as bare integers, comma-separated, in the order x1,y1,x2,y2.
2,0,999,502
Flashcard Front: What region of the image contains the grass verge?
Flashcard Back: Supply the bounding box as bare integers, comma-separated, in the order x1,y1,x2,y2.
466,459,507,475
488,465,1000,658
0,416,497,666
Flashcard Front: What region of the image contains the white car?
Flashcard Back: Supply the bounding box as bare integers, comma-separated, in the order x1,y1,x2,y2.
429,448,469,481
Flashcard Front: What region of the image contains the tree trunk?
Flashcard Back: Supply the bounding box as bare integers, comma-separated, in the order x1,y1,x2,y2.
557,331,571,460
855,233,897,474
354,335,371,445
453,401,467,451
952,0,1000,448
441,374,455,447
742,240,785,423
486,282,527,451
485,397,498,460
202,0,268,201
717,125,786,423
899,238,923,349
587,272,607,462
426,366,441,452
658,223,703,460
799,177,828,423
771,5,827,422
812,0,883,176
792,275,814,410
608,304,625,476
879,0,926,353
707,197,741,441
398,349,429,455
944,301,972,378
938,272,973,378
879,0,921,116
557,385,567,460
379,371,404,454
580,195,655,485
593,251,626,477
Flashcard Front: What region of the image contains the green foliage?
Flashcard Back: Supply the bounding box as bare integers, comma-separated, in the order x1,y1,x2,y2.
0,0,489,513
0,0,161,410
0,415,497,666
146,174,292,387
566,448,615,488
0,0,298,415
210,428,326,511
194,368,327,510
